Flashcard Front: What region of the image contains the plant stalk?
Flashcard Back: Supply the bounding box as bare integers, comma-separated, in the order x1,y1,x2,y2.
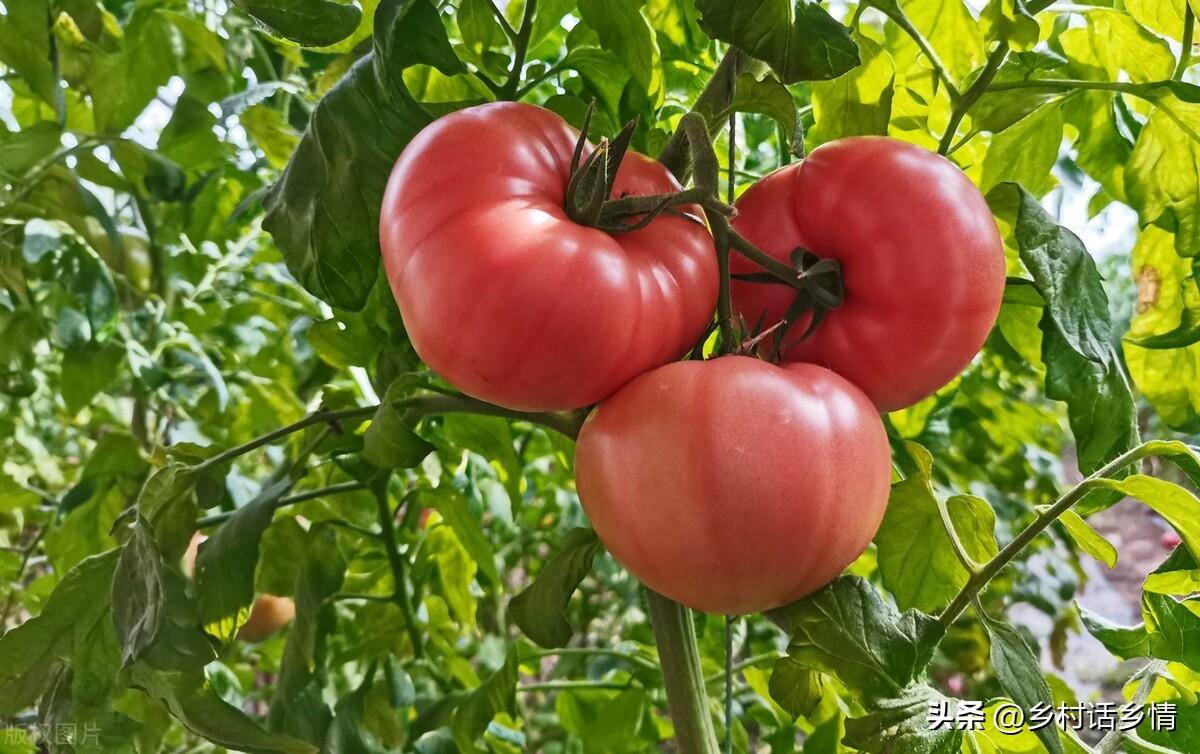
937,42,1009,155
646,590,721,754
375,486,425,660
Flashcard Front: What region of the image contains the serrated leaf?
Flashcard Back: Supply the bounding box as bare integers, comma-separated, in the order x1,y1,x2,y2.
578,0,663,104
768,655,824,719
112,521,166,665
696,0,860,84
980,102,1062,194
0,551,118,715
509,528,601,648
980,614,1063,754
991,183,1139,477
421,487,499,585
1056,509,1118,568
195,478,292,643
230,0,362,47
767,576,944,701
452,646,518,753
1127,87,1200,257
721,72,799,146
1080,605,1153,659
1083,476,1200,564
364,382,435,469
809,32,894,147
843,684,963,754
875,443,998,613
262,0,459,309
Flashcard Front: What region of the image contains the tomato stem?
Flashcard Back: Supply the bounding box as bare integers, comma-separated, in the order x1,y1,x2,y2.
646,589,722,754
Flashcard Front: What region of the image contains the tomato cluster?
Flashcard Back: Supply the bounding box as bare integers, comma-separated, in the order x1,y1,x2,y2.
382,103,1004,615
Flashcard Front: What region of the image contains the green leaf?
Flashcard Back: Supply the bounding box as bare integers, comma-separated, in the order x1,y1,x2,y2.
842,684,962,754
767,655,824,719
364,382,435,469
0,121,63,176
1125,229,1200,430
1145,570,1200,595
980,613,1063,754
980,0,1039,49
719,72,800,147
423,521,478,626
229,0,362,47
992,183,1139,475
1060,10,1174,84
422,487,499,584
269,524,347,743
808,32,895,147
240,105,301,170
1079,605,1152,659
0,551,117,714
555,688,648,751
262,0,459,309
980,102,1062,194
112,520,166,665
1142,592,1200,670
88,8,181,133
1137,700,1200,751
973,51,1069,133
195,478,292,642
62,344,124,415
895,0,986,80
1127,0,1196,40
452,646,519,753
441,414,522,503
1083,476,1200,564
695,0,860,84
1055,509,1118,568
578,0,664,104
323,666,387,754
0,0,58,107
1127,88,1200,257
767,576,944,701
134,463,201,561
509,528,601,648
458,0,506,57
127,660,318,754
874,443,998,613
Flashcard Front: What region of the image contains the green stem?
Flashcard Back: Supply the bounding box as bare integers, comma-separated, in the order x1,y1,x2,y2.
200,393,584,471
938,441,1157,626
658,49,765,182
525,647,659,672
487,0,518,40
196,480,369,527
1175,5,1195,81
501,0,538,99
375,486,424,660
938,42,1009,155
518,680,633,693
703,652,786,685
875,2,960,101
1096,660,1167,754
646,590,721,754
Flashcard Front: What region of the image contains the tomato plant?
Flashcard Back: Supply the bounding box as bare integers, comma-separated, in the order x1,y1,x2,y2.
2,0,1200,753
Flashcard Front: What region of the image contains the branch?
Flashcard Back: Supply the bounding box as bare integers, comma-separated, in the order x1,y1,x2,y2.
1096,661,1167,754
646,590,721,754
501,0,538,99
518,680,634,693
874,2,961,101
938,442,1158,626
487,0,518,40
195,480,369,527
938,42,1009,155
375,485,424,660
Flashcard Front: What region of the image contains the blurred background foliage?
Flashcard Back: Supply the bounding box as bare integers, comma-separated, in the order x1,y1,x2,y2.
2,0,1200,751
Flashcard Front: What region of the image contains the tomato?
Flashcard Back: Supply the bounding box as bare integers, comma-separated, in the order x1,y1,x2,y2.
730,137,1005,412
380,102,718,412
238,594,296,642
575,356,891,615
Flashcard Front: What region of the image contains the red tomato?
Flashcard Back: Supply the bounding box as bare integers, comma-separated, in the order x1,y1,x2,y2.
380,102,718,412
730,137,1005,412
575,356,892,615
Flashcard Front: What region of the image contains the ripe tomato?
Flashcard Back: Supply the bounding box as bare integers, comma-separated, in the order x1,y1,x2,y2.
730,137,1005,412
380,102,718,412
575,356,891,615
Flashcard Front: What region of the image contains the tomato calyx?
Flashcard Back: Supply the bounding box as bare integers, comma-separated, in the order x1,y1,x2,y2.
564,102,733,232
733,247,845,356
